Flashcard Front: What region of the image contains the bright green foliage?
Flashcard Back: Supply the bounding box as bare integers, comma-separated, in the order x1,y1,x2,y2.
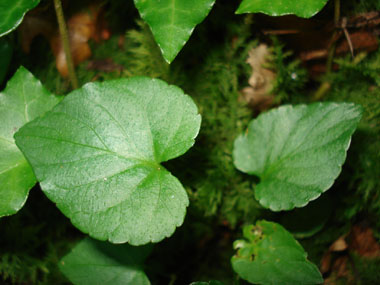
0,0,40,37
124,21,170,80
236,0,329,18
233,103,362,211
270,37,308,102
0,66,61,217
231,221,323,285
0,38,12,84
60,238,151,285
15,77,201,245
134,0,215,63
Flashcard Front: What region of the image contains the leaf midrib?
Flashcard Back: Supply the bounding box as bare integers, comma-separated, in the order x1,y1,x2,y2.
18,133,160,169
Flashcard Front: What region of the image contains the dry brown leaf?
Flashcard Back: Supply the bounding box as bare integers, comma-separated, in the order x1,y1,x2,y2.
19,4,110,78
329,236,348,252
240,44,275,111
349,225,380,258
320,252,333,274
321,224,380,284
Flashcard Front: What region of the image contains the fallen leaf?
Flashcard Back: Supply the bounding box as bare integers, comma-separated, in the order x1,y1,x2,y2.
19,4,110,78
349,225,380,258
240,44,275,111
330,236,348,252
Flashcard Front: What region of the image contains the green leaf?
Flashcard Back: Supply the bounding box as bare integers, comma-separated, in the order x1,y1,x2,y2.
233,103,362,211
231,220,323,285
134,0,215,63
15,77,201,245
0,38,12,84
236,0,329,18
0,0,40,37
0,66,61,217
60,238,151,285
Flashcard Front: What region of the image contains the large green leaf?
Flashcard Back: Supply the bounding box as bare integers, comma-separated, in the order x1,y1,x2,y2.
0,0,40,37
15,77,201,245
231,221,323,284
0,66,61,217
60,238,151,285
134,0,215,63
233,103,362,211
0,38,12,84
236,0,329,18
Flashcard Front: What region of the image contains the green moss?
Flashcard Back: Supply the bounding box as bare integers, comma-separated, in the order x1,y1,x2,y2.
0,188,81,284
323,51,380,227
352,255,380,284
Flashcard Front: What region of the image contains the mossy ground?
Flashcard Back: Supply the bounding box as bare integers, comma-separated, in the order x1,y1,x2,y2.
1,0,380,284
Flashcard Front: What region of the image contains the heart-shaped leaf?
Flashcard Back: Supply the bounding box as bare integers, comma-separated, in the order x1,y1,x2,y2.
236,0,329,18
0,66,61,217
233,103,362,211
0,0,40,37
232,221,323,285
60,238,151,285
134,0,215,63
15,77,201,245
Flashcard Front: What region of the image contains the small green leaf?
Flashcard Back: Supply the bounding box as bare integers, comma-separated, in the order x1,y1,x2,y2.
233,103,362,211
232,220,323,285
134,0,215,63
0,66,61,217
0,0,40,37
60,238,151,285
0,38,12,84
236,0,329,18
15,77,201,245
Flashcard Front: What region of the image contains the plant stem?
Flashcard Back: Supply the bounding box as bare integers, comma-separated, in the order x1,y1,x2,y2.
53,0,78,89
326,0,340,74
314,0,340,100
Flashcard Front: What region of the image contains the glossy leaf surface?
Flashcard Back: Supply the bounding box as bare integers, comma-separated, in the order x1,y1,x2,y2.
60,238,151,285
134,0,215,63
232,221,323,284
0,0,40,37
236,0,329,18
15,77,201,245
233,103,362,211
0,66,61,217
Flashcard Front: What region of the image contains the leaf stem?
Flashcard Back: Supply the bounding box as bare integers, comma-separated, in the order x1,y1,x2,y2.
53,0,78,89
313,0,340,100
326,0,340,74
